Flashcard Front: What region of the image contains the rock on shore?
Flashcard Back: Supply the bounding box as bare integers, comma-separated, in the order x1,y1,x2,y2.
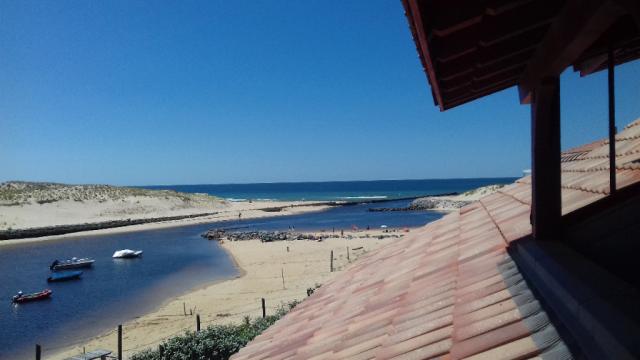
408,197,471,210
410,184,505,210
202,229,402,242
202,229,340,242
369,184,506,212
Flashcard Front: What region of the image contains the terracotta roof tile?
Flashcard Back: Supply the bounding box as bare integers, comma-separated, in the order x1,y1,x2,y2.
378,327,452,359
459,335,540,360
233,119,640,360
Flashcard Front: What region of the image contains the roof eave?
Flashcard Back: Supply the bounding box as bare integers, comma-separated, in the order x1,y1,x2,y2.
401,0,445,111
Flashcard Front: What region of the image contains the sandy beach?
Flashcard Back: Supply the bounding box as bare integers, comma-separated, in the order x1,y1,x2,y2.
49,230,400,359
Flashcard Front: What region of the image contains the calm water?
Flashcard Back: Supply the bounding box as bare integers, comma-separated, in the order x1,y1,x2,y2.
212,199,444,232
0,178,508,359
0,227,238,360
143,177,517,201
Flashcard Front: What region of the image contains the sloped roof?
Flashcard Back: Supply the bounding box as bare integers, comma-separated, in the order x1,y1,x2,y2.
232,119,640,360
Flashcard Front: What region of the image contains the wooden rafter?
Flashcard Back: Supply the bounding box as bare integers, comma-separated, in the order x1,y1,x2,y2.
518,0,625,103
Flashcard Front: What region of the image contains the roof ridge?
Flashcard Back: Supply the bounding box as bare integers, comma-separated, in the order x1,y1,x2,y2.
562,149,640,161
561,184,608,195
478,198,508,246
496,189,529,207
623,117,640,130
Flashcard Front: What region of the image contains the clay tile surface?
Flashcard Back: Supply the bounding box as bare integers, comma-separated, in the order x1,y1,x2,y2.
232,119,640,360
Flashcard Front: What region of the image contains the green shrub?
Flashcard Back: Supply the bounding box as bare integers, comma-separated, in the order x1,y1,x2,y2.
306,283,322,296
131,300,300,360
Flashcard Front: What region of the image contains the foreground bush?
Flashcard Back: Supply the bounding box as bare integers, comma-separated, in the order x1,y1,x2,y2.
131,300,300,360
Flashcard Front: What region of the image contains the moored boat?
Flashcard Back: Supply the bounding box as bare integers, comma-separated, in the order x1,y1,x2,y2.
50,257,95,271
112,249,143,258
47,270,83,282
12,289,52,303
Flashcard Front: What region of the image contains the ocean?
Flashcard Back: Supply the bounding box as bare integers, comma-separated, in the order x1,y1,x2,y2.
142,177,517,201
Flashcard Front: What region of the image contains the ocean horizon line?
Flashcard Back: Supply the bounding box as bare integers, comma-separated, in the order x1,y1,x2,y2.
141,178,518,202
137,176,519,188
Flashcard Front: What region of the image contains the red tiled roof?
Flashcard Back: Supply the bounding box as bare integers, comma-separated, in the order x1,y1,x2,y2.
232,119,640,360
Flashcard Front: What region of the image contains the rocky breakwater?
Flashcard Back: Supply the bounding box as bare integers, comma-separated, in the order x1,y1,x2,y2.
0,212,219,240
368,197,470,212
202,229,403,242
368,184,504,212
202,229,340,242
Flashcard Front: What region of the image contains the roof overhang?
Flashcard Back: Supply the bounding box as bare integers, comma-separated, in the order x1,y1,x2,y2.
401,0,640,111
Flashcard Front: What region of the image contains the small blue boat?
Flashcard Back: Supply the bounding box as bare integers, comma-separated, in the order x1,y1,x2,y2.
47,270,83,282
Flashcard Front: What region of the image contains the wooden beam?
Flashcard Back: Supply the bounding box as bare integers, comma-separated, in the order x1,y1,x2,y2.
444,82,515,109
608,46,617,194
577,53,609,76
612,0,640,26
531,77,562,240
519,0,625,104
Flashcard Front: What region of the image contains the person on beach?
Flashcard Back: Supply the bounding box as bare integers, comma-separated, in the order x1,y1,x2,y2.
238,212,242,220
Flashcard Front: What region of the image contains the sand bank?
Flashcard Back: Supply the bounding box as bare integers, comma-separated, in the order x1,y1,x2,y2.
0,182,334,244
49,231,399,359
0,200,331,247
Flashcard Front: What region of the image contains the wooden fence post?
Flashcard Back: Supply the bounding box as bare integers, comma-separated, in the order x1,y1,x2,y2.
118,324,122,360
347,247,350,261
35,344,41,360
330,250,334,272
262,298,266,318
196,314,201,332
183,302,186,316
281,268,285,289
159,344,164,357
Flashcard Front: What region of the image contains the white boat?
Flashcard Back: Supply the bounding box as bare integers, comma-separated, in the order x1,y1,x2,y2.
112,249,143,258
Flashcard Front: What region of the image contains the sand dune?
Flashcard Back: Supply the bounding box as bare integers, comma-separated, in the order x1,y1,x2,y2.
0,181,227,230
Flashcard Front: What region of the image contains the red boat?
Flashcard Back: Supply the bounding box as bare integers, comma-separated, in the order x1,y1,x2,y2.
12,289,52,303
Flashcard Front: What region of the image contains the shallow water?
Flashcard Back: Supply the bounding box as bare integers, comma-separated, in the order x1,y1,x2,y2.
0,199,442,359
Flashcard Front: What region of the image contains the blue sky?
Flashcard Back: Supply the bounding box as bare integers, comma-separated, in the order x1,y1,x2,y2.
1,1,639,186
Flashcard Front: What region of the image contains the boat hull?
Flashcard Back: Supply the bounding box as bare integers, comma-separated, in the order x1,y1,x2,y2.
50,258,95,271
112,250,143,258
13,289,52,303
47,271,83,282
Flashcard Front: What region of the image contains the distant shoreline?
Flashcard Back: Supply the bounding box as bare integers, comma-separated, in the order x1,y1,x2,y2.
0,195,458,242
0,201,333,247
